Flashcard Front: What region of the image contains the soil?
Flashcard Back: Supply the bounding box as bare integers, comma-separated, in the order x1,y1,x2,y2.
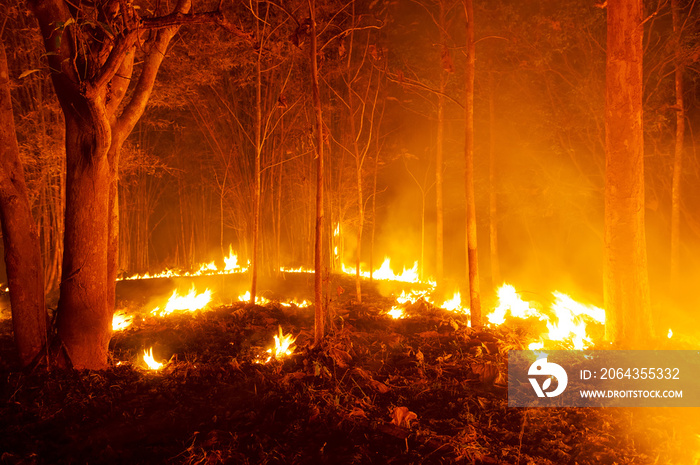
0,274,697,464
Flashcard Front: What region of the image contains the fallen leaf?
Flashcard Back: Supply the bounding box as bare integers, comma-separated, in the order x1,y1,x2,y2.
390,406,417,428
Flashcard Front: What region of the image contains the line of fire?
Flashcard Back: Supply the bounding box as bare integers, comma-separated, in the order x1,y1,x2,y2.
0,0,699,463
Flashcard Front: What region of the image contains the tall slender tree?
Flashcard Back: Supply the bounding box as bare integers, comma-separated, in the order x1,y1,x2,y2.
604,0,652,346
463,0,482,327
670,0,685,293
309,0,326,346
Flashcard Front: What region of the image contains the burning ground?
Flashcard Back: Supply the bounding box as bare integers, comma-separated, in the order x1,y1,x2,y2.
0,272,698,464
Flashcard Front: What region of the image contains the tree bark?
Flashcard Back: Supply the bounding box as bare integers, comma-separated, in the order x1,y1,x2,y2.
604,0,652,346
0,39,47,367
463,0,482,327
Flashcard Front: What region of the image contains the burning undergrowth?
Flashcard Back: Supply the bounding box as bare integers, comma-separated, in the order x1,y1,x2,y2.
0,276,697,464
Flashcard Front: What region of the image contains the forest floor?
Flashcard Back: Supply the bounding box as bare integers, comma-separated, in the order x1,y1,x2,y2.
0,274,698,465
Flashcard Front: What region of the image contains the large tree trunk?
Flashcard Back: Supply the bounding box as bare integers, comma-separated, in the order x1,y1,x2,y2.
57,113,112,369
604,0,652,346
310,1,325,346
463,0,482,327
670,0,684,294
30,0,198,368
0,39,47,367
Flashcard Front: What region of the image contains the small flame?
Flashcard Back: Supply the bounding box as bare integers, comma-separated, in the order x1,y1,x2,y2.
547,292,605,350
152,285,212,316
257,326,297,363
143,347,163,370
112,310,134,331
441,291,468,314
279,298,311,308
238,291,270,305
668,328,673,339
387,306,405,319
271,326,297,358
488,284,543,325
395,289,431,305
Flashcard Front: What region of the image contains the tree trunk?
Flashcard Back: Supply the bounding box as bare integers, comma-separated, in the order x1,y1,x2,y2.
0,40,47,367
463,0,482,327
310,1,325,346
488,74,501,288
670,0,684,294
251,38,263,305
604,0,652,346
57,112,112,369
436,91,445,288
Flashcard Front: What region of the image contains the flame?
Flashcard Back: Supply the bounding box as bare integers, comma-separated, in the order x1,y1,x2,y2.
120,245,248,280
342,258,432,284
112,310,134,331
547,292,605,350
668,328,673,339
387,306,405,319
271,326,297,358
395,289,431,305
238,291,270,305
487,284,605,350
223,246,246,272
257,326,297,363
488,284,544,325
279,298,311,308
279,266,314,273
440,291,468,314
152,285,212,316
143,347,163,370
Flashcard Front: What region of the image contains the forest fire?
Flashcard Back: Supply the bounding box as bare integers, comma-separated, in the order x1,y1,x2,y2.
151,285,212,317
2,0,700,462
